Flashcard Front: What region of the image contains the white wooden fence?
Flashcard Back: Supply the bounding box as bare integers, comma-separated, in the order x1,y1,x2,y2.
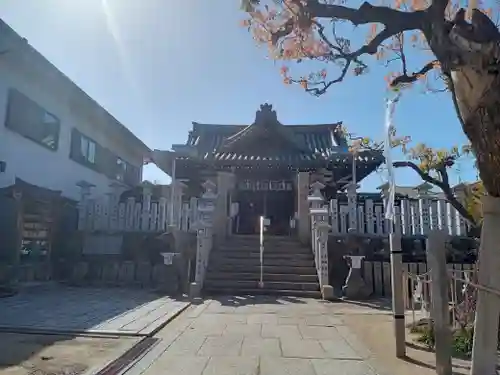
330,197,468,236
77,195,199,232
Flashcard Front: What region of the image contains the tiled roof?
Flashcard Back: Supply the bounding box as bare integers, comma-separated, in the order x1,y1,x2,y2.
186,122,349,161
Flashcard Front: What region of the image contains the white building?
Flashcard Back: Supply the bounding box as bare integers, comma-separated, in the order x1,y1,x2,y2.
0,19,150,201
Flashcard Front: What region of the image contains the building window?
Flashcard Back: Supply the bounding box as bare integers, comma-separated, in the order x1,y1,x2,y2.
116,157,127,181
80,135,96,164
70,128,141,187
5,88,60,151
70,129,99,168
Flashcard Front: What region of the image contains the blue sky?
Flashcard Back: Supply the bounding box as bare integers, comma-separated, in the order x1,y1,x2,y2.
0,0,476,191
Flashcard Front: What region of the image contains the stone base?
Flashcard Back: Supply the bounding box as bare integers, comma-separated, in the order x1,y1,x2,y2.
189,282,202,298
342,268,371,300
321,284,335,300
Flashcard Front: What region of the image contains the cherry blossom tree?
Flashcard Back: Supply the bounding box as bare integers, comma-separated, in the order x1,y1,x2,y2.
240,2,500,370
241,0,498,197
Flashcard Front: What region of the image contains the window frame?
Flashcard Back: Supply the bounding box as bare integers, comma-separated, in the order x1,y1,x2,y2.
70,128,141,187
4,88,61,151
80,134,96,165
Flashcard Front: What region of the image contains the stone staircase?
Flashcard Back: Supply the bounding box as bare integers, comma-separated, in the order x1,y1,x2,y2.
204,235,321,298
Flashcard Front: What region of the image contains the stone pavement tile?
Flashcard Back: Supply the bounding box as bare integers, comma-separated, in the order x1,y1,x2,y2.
335,325,372,359
241,337,281,357
143,354,210,375
303,314,343,327
197,335,244,357
195,313,247,325
247,314,278,325
261,324,302,339
204,304,237,314
311,359,379,375
123,312,196,375
188,320,226,336
280,338,327,359
202,356,259,375
319,339,364,360
259,357,316,375
164,331,208,355
233,306,258,315
277,317,305,326
299,325,344,340
186,301,210,318
223,323,262,337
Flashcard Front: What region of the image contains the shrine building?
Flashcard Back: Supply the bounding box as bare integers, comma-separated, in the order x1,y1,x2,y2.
152,104,383,241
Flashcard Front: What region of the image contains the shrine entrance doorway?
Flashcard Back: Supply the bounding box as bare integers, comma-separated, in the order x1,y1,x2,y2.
234,180,295,236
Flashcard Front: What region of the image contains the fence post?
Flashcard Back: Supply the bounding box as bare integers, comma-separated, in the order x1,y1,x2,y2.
470,196,500,375
190,180,217,298
389,233,406,358
308,181,333,300
426,230,452,375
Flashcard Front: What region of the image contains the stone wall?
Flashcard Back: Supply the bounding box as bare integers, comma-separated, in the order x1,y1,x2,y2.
64,259,183,295
327,233,477,293
0,229,196,296
0,262,52,285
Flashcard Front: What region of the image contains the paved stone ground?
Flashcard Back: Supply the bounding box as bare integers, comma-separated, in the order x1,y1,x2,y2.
123,295,382,375
0,333,141,375
0,285,189,336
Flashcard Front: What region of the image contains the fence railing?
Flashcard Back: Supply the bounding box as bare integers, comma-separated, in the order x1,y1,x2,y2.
362,260,475,298
77,196,199,233
330,196,468,236
403,266,477,329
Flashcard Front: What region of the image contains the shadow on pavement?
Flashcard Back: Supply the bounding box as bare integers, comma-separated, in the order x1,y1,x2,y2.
205,294,309,307
0,284,186,370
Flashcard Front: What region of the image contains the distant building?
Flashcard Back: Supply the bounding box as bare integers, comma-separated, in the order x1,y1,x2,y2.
0,19,150,201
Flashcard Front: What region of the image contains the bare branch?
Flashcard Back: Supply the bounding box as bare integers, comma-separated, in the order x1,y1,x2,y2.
307,1,425,30
393,160,477,226
390,60,438,87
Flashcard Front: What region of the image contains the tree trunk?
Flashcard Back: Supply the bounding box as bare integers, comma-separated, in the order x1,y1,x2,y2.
469,196,500,375
442,25,500,372
452,67,500,196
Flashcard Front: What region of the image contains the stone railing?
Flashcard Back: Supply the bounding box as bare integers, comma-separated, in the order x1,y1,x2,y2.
330,194,468,236
190,180,217,297
308,181,333,300
76,181,198,233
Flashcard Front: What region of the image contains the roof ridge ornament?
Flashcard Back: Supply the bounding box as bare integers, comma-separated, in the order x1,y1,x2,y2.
255,103,278,126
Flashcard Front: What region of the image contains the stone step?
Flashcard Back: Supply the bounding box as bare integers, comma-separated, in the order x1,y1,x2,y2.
205,272,318,283
204,279,320,291
209,257,315,268
208,264,317,275
212,251,313,260
222,237,303,246
217,245,311,253
203,287,322,299
203,287,321,300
